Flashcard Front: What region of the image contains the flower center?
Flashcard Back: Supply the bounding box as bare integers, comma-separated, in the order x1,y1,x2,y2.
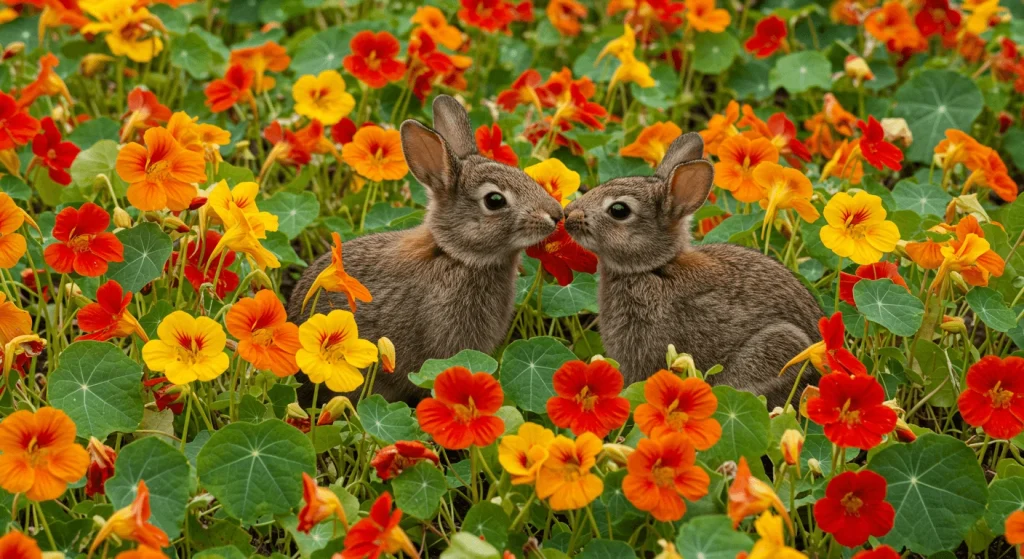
251,327,274,347
452,397,478,424
46,148,57,160
742,154,752,170
652,462,676,488
838,399,861,425
366,51,381,71
575,385,599,412
665,399,690,430
560,459,582,482
69,234,93,252
989,382,1014,408
841,492,863,516
175,333,205,365
146,159,171,182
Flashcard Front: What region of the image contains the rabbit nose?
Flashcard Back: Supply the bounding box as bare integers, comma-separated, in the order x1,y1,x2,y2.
546,207,563,225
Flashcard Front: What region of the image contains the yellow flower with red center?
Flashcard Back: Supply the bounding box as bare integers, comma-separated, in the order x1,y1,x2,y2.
81,0,165,63
819,191,900,265
292,70,355,125
525,158,581,207
341,125,409,182
0,407,90,501
296,310,378,393
714,135,779,203
752,162,819,238
685,0,731,32
498,422,555,485
210,206,281,271
142,311,230,385
535,432,603,510
620,122,683,166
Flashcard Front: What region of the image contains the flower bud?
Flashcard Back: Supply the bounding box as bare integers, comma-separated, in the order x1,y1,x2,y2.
250,269,274,291
601,443,634,467
665,344,680,368
64,281,83,298
654,539,684,559
163,215,190,234
80,53,114,77
188,196,208,211
844,55,874,85
999,111,1015,134
317,396,354,426
285,402,310,433
951,271,969,292
2,41,24,60
86,437,117,497
893,417,917,442
940,315,967,334
807,458,823,476
378,337,395,373
799,385,819,418
881,118,913,147
670,353,697,377
42,552,66,559
112,207,133,229
780,429,804,466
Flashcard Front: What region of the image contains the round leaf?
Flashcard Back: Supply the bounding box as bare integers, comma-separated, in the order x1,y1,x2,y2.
891,180,952,218
675,515,753,559
965,287,1018,333
769,52,832,94
391,461,448,520
853,278,924,337
462,502,510,550
692,32,740,75
700,386,771,468
577,539,636,559
541,273,599,318
262,191,321,239
49,341,144,439
69,140,120,190
407,349,499,389
356,394,421,444
105,223,173,294
106,437,190,539
985,477,1024,536
499,337,576,413
894,70,983,163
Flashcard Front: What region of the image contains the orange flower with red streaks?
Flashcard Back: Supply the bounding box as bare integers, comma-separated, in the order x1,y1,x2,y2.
685,0,730,32
924,215,1005,291
0,91,40,150
205,64,255,113
728,456,792,531
116,126,207,212
546,360,630,438
740,108,811,167
44,202,124,277
476,124,519,167
370,441,441,481
714,134,779,203
120,87,171,142
411,6,463,50
622,433,710,522
820,140,865,185
341,125,408,182
0,407,90,501
957,356,1024,440
298,472,348,533
634,370,722,450
783,312,867,377
806,372,896,450
416,367,505,450
344,31,407,89
301,232,372,313
226,289,301,378
497,69,544,112
620,121,682,166
700,100,739,156
89,480,169,555
547,0,587,36
261,121,312,175
76,280,147,342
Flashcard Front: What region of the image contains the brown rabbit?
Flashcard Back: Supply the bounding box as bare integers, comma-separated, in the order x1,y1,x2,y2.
287,95,563,405
563,132,823,407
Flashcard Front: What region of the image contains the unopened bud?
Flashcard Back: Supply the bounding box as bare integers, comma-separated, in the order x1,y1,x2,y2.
250,269,274,290
940,315,967,334
799,385,820,418
601,443,634,467
318,396,354,426
780,429,804,466
188,197,208,211
285,402,310,433
163,215,190,234
951,271,969,292
64,281,82,298
2,41,24,60
670,353,697,377
807,458,823,476
893,417,917,442
665,344,680,368
80,53,114,77
844,55,874,85
112,207,132,229
378,337,395,373
881,118,913,147
654,539,684,559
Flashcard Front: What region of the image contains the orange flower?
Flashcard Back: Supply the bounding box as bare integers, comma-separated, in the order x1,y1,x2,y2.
1006,510,1024,548
620,121,682,166
229,41,291,93
933,129,986,171
622,433,711,522
0,407,89,501
0,292,31,347
115,547,169,559
728,456,792,531
535,432,604,510
89,480,169,556
16,53,72,109
301,232,372,313
803,94,857,158
120,87,171,142
546,360,630,438
547,0,587,36
685,0,730,32
344,31,407,89
116,126,208,212
0,192,26,269
76,280,148,342
341,125,408,182
917,216,1004,291
204,64,255,113
416,367,505,450
226,289,301,377
298,472,348,532
865,1,913,42
340,492,418,559
752,162,819,237
714,135,779,203
411,6,463,50
700,100,739,156
820,139,864,185
0,531,41,559
634,370,722,450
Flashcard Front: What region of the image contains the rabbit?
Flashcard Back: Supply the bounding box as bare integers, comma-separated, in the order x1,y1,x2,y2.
562,132,823,407
287,95,564,406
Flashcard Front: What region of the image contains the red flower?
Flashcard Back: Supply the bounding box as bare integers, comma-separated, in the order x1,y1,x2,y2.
263,121,312,170
31,117,80,185
331,118,358,145
175,230,239,299
915,0,961,37
957,356,1024,440
44,203,124,277
525,222,598,286
344,31,407,89
415,367,505,450
76,280,147,342
745,15,787,58
857,116,903,171
806,372,897,450
497,69,543,112
814,470,895,547
340,493,418,559
86,437,117,497
546,360,630,438
0,91,40,150
819,313,868,377
475,124,519,167
767,113,812,165
121,87,171,142
560,83,607,130
459,0,516,32
370,441,441,481
852,546,901,559
143,376,184,415
204,64,255,113
839,262,909,308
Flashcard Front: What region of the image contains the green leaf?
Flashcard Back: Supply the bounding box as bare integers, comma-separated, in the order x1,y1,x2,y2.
364,203,422,232
356,394,420,444
392,461,448,520
727,59,774,101
598,156,652,184
985,477,1024,536
499,337,576,413
170,32,217,79
701,386,771,469
440,532,502,559
577,539,636,559
692,32,740,75
965,287,1018,333
290,28,349,75
407,349,498,389
214,162,256,186
263,191,321,239
67,117,120,147
891,180,952,218
0,176,30,201
541,273,599,318
197,419,316,523
49,341,144,439
599,469,644,522
893,70,984,163
194,546,249,559
140,300,174,340
868,434,988,555
698,212,765,245
263,231,308,268
280,514,337,557
675,515,753,559
69,139,120,190
769,52,832,94
853,278,924,337
462,502,510,550
106,437,190,539
105,223,173,294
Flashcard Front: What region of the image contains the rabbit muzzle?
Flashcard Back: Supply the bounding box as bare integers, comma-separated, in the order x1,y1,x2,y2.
563,208,591,244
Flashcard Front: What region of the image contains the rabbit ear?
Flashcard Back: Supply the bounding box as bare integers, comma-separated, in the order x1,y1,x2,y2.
401,119,459,196
665,159,714,218
431,95,478,159
656,132,705,179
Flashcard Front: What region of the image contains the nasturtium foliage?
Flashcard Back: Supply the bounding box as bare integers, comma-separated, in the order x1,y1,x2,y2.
890,180,953,218
392,460,449,520
893,70,984,162
692,32,740,75
105,222,174,294
48,341,144,440
541,273,599,318
965,287,1018,333
356,394,421,444
461,502,511,550
700,386,771,468
499,336,576,414
408,349,499,389
263,191,321,239
985,477,1024,536
675,515,754,559
853,279,925,337
106,437,190,539
769,52,832,94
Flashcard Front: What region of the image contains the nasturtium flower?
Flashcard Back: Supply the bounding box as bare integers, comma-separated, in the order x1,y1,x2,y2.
598,24,637,61
371,441,440,481
204,180,261,226
0,91,40,150
0,530,42,559
81,0,165,63
298,473,348,533
525,158,580,207
623,433,710,522
44,202,124,277
634,370,722,450
714,135,779,203
819,191,900,265
0,292,31,347
344,31,407,89
497,69,543,112
301,232,373,313
458,0,517,32
416,366,505,450
745,512,807,559
526,222,598,286
475,124,519,167
609,53,655,89
820,139,865,185
957,356,1024,440
814,470,895,548
547,0,586,36
779,429,803,466
230,41,291,93
174,231,240,299
86,437,117,498
619,121,683,167
915,0,961,36
927,215,1005,291
411,6,463,50
31,116,80,186
535,432,603,510
852,546,901,559
498,422,555,485
844,55,875,86
0,192,27,269
745,15,787,58
857,116,903,171
76,279,147,342
546,359,630,438
838,262,908,308
685,0,730,32
1006,510,1024,549
116,126,207,212
728,456,792,530
933,129,986,171
340,492,418,559
292,70,355,125
120,88,172,142
204,64,255,113
297,310,378,394
89,480,169,555
753,161,819,236
806,372,896,450
115,546,170,559
783,312,867,377
0,407,90,501
377,337,396,373
226,290,301,378
210,206,281,271
142,311,230,385
341,125,408,182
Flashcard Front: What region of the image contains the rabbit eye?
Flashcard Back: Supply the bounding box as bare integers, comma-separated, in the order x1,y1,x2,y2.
483,192,507,211
608,202,631,220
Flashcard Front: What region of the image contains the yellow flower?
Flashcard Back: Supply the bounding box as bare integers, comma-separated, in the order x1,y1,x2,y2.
498,422,555,485
598,24,636,61
819,191,900,265
524,159,581,207
747,512,807,559
620,122,683,166
210,206,281,271
964,0,1003,33
81,0,165,63
610,52,655,89
535,432,603,510
779,429,803,466
296,310,378,393
753,162,819,239
142,311,229,385
292,70,355,125
203,180,278,233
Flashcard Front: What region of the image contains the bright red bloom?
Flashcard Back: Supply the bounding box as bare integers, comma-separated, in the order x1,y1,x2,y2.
370,441,441,481
415,367,505,450
475,124,518,167
525,222,598,286
815,312,866,377
497,69,543,112
31,117,80,185
559,83,607,130
204,64,255,113
143,377,184,415
745,15,787,58
546,360,630,438
85,437,117,497
814,470,895,547
262,121,312,171
0,91,40,150
957,356,1024,440
857,116,903,171
77,280,147,342
458,0,516,32
915,0,961,37
806,372,897,450
839,262,909,309
852,547,900,559
340,492,419,559
331,118,358,145
175,230,239,299
344,31,407,88
44,203,124,277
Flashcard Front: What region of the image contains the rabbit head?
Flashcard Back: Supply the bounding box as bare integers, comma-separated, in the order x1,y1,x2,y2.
564,132,713,274
401,95,563,266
